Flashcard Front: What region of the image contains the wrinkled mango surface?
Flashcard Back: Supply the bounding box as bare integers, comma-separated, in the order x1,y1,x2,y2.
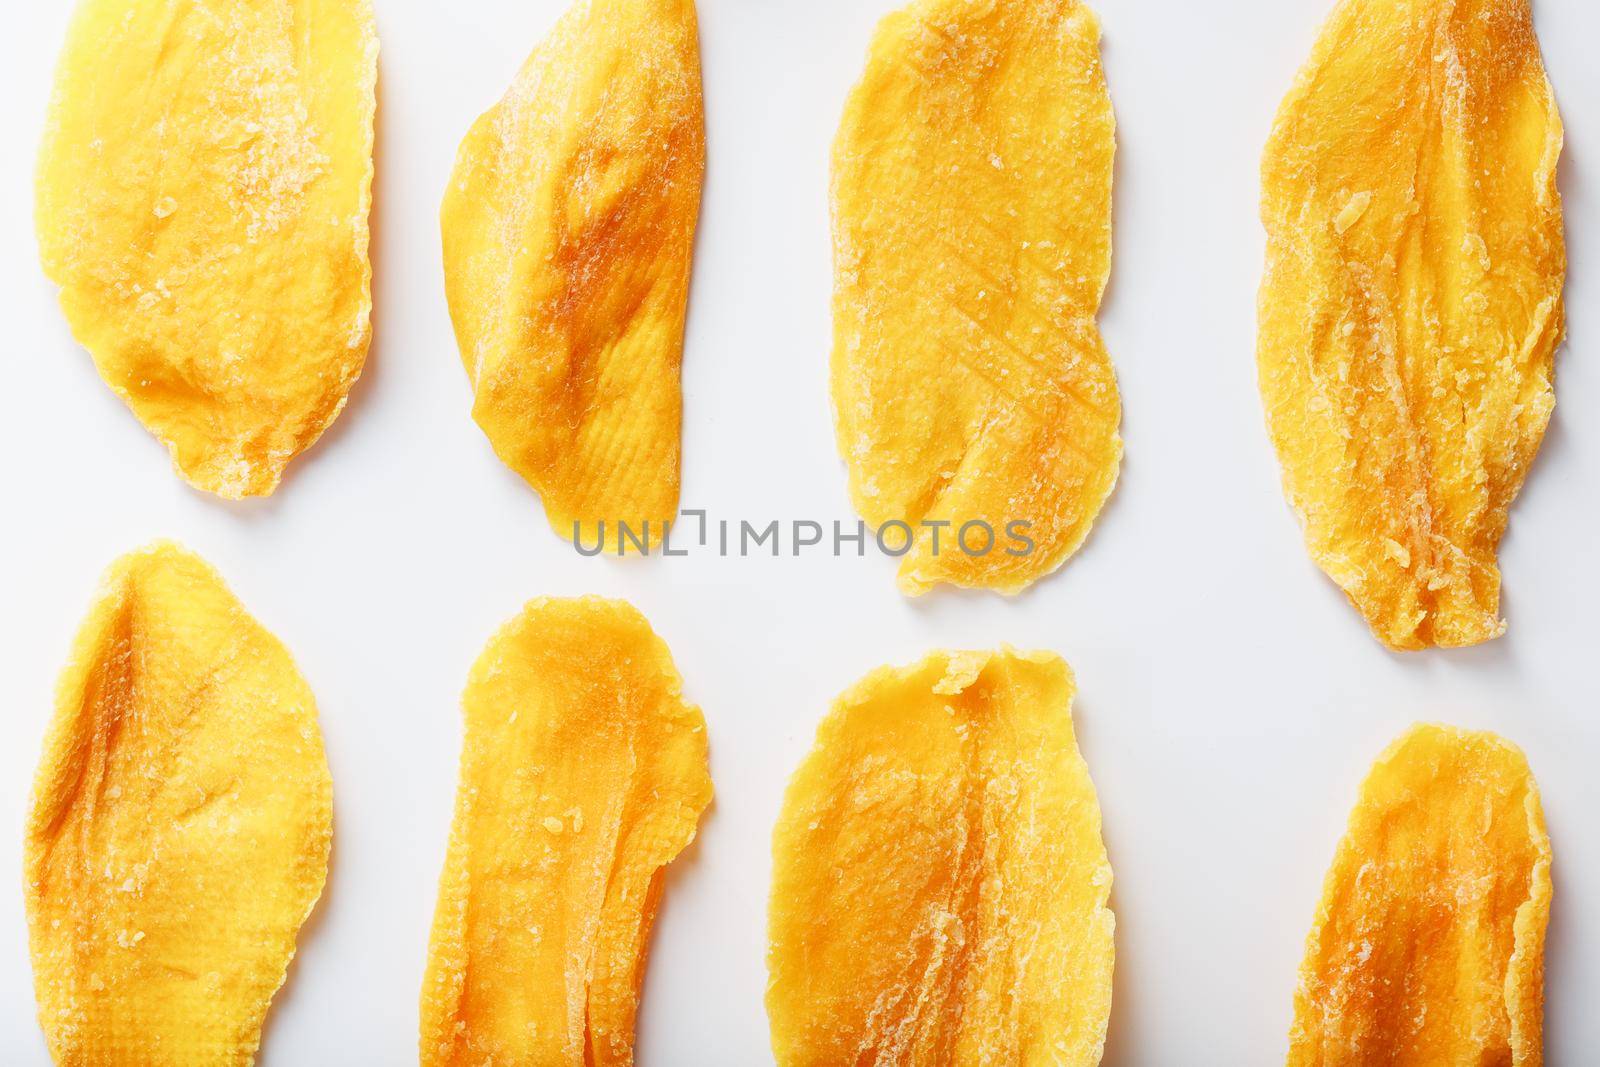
37,0,378,499
420,597,712,1067
768,649,1114,1065
831,0,1122,596
25,542,333,1066
442,0,704,551
1289,723,1551,1066
1258,0,1564,649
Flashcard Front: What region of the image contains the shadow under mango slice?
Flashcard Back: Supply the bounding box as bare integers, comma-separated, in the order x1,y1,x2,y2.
37,0,378,498
25,543,332,1066
420,597,712,1067
1289,724,1551,1065
768,649,1114,1065
1257,0,1564,649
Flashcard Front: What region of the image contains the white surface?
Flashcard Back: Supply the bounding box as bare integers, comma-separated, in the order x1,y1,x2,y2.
2,0,1596,1063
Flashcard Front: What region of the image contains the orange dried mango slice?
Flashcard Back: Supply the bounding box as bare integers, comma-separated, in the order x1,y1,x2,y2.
831,0,1122,596
420,597,712,1067
768,649,1114,1065
25,542,333,1065
37,0,378,499
442,0,704,550
1258,0,1564,649
1289,723,1552,1065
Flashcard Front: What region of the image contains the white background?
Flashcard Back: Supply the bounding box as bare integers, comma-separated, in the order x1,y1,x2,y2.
2,0,1596,1063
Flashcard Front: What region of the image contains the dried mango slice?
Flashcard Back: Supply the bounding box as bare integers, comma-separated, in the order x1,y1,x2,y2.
36,0,378,499
442,0,704,550
1258,0,1564,649
768,649,1114,1065
420,597,712,1067
1289,723,1552,1065
25,542,333,1065
831,0,1122,596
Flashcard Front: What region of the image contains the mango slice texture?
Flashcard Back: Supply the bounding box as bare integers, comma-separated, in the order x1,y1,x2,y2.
36,0,378,499
767,649,1114,1065
1257,0,1564,649
1289,723,1552,1066
25,542,333,1066
442,0,704,549
420,597,712,1067
831,0,1122,596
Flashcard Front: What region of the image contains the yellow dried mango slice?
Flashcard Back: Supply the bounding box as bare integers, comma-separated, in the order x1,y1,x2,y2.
1258,0,1564,649
831,0,1122,596
442,0,704,550
37,0,378,499
420,597,712,1067
768,649,1114,1065
1289,723,1552,1065
25,542,333,1066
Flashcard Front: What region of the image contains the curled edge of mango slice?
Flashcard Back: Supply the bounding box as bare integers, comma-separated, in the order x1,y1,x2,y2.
441,0,704,553
1289,723,1552,1066
25,542,332,1066
419,596,712,1067
830,0,1123,596
767,648,1114,1065
36,0,378,499
1257,0,1564,650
